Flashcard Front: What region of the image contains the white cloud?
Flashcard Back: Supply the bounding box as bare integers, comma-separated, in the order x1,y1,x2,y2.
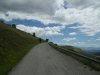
96,37,100,40
55,7,100,36
59,41,100,47
63,37,76,42
16,24,65,37
0,0,61,15
69,32,77,36
0,0,100,36
73,42,100,48
67,0,100,8
69,26,79,29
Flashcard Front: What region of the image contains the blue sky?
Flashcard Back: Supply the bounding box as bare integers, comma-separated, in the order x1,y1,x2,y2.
0,0,100,48
5,18,100,48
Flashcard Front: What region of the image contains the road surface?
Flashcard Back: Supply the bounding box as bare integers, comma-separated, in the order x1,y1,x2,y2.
8,43,100,75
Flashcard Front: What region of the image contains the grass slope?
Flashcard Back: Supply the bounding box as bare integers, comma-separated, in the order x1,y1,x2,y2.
61,45,100,70
0,22,40,75
61,45,85,53
49,43,100,71
61,45,100,60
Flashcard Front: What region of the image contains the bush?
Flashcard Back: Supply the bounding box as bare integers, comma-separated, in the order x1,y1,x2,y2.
12,24,16,28
46,39,49,42
33,33,35,37
0,20,4,23
38,38,42,43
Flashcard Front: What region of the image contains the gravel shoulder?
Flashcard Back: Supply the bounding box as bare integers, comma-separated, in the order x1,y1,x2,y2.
8,43,100,75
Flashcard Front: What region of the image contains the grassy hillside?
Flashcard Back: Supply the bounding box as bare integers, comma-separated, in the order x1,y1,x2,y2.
61,45,85,53
0,22,40,75
60,45,100,70
61,45,100,60
49,43,100,70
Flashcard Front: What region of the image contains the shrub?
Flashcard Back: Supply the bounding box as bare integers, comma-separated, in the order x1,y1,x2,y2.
46,39,49,42
12,24,16,28
33,33,36,37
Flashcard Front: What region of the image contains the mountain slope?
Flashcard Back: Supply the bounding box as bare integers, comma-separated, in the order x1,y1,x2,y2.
0,21,40,75
61,45,99,59
49,43,100,70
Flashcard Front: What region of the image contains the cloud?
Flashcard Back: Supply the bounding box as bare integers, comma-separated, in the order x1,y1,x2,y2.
55,7,100,36
16,24,65,37
0,0,100,36
68,26,79,29
69,32,77,36
60,40,100,47
67,0,100,8
63,37,76,42
73,42,100,47
96,37,100,40
0,0,61,15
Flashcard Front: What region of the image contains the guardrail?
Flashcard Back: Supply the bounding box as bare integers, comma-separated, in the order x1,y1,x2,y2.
49,43,100,71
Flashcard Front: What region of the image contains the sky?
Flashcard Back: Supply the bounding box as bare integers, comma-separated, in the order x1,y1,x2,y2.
0,0,100,48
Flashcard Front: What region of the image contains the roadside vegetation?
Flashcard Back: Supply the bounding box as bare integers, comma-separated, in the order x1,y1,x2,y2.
49,42,100,71
0,21,41,75
61,45,100,60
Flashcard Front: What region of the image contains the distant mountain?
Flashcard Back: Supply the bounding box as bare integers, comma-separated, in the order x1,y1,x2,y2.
80,47,100,56
61,45,100,59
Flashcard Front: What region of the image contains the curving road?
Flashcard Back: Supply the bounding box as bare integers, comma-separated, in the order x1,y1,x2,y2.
8,43,100,75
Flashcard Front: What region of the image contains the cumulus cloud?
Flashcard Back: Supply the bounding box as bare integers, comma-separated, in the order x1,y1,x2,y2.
60,41,100,47
0,0,100,36
0,0,61,15
73,42,100,47
69,32,77,36
16,24,65,37
55,7,100,36
67,0,100,8
63,37,76,42
96,37,100,40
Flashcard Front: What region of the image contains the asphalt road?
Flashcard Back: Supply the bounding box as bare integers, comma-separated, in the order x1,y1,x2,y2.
8,43,100,75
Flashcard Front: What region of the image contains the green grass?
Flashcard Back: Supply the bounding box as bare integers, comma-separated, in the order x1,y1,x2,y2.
70,53,100,71
61,45,99,60
49,43,100,71
0,22,40,75
61,45,85,53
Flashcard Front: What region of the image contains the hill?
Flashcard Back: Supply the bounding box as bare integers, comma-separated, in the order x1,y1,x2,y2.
0,21,40,75
81,47,100,56
49,43,100,70
61,45,100,61
61,45,85,53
